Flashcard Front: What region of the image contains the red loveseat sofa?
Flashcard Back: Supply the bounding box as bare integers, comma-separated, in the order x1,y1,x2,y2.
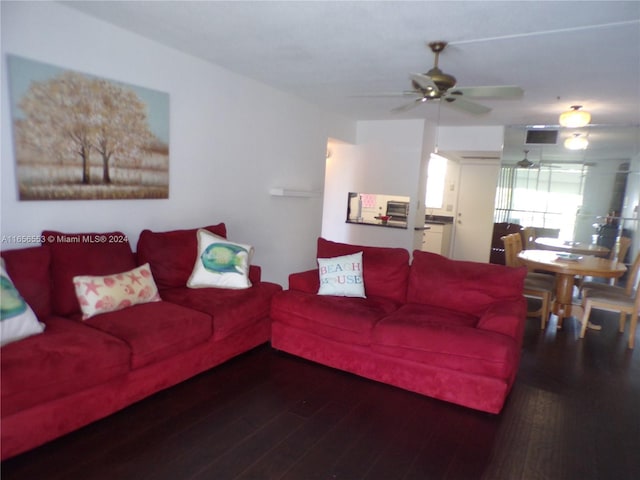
0,224,282,460
271,238,527,414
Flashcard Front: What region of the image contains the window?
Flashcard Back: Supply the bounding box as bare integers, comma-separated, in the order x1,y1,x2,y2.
425,153,448,209
494,163,588,239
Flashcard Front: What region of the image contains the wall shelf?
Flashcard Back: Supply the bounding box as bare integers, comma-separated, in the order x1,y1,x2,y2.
269,188,322,198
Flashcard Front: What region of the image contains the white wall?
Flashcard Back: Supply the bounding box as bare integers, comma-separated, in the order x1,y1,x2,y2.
622,153,640,264
438,126,505,152
1,2,356,286
321,119,427,252
574,161,622,242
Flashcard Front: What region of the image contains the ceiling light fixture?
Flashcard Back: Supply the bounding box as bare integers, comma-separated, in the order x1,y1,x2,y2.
559,105,591,128
564,133,589,150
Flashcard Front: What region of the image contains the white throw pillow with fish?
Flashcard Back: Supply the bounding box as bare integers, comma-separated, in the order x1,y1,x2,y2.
0,259,45,346
187,229,254,289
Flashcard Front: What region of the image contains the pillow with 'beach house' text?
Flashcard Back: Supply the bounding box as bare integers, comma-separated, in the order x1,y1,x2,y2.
317,252,366,298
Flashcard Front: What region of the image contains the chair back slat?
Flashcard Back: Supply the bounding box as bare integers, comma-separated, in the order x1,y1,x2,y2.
522,227,536,250
612,236,632,262
501,233,524,268
625,251,640,297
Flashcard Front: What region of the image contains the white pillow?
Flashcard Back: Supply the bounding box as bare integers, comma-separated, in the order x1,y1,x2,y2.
0,259,45,346
317,252,366,298
187,229,253,289
73,263,161,320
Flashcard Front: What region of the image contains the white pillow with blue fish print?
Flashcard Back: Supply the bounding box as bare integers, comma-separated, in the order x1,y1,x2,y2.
187,229,254,289
1,259,45,346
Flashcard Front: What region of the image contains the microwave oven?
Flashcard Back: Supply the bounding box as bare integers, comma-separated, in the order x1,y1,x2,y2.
385,201,409,222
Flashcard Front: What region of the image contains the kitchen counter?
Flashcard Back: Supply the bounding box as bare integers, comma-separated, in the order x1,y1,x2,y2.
424,215,454,225
346,219,408,229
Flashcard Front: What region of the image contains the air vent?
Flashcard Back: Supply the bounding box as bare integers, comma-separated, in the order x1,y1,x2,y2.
526,129,558,145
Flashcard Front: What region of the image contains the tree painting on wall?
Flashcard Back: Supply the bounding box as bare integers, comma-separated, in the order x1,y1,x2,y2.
7,55,170,200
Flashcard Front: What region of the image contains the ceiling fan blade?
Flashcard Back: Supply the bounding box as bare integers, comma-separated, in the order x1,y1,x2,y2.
391,98,424,113
443,96,491,115
350,91,422,98
450,85,523,98
402,90,424,96
410,73,439,93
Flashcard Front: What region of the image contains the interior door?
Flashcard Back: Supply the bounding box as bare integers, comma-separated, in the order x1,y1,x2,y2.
451,161,500,262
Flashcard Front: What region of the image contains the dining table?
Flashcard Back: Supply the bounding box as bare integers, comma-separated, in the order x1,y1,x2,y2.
517,249,626,324
534,237,610,257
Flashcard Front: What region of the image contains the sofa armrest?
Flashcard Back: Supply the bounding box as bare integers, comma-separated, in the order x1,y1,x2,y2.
288,269,319,293
476,299,527,339
249,265,261,284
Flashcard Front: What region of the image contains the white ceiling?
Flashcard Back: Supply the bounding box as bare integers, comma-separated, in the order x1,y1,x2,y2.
63,1,640,164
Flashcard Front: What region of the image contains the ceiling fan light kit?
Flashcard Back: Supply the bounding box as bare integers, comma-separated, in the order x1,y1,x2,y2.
564,133,589,150
559,105,591,128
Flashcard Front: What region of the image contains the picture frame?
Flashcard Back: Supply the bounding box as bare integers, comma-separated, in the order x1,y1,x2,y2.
7,55,170,200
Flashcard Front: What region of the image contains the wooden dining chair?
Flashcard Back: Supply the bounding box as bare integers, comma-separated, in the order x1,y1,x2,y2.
490,222,522,264
604,235,632,286
533,227,560,240
615,236,633,262
502,233,556,329
522,226,536,250
579,251,640,348
578,237,638,294
579,236,633,290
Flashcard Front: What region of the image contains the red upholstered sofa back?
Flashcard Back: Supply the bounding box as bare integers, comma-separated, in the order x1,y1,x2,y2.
407,250,528,316
42,231,137,316
136,224,227,289
317,237,410,303
1,246,52,320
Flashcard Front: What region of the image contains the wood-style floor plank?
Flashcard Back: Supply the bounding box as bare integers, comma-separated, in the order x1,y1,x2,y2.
2,307,639,480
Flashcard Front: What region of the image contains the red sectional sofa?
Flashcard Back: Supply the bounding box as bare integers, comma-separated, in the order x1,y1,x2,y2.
271,238,528,414
0,224,282,460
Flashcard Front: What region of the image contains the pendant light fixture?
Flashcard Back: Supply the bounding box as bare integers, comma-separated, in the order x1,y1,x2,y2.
559,105,591,128
564,133,589,150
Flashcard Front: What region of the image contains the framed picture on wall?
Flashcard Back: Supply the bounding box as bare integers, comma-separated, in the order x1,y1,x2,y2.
7,55,170,200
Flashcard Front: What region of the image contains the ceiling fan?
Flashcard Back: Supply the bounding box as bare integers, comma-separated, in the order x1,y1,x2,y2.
392,41,523,115
516,149,536,168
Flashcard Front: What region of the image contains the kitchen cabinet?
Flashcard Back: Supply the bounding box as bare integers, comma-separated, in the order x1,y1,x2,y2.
421,223,452,256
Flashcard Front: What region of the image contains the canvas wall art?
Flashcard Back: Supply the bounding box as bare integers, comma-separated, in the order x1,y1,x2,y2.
7,55,170,200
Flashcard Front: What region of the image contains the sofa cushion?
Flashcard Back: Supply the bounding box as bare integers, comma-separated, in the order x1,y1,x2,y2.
317,252,365,298
136,224,227,289
407,250,527,316
161,281,282,341
0,260,45,346
1,246,52,319
316,238,410,303
383,303,479,328
187,229,253,290
83,301,212,369
372,305,518,380
271,289,400,345
42,231,137,316
0,317,131,416
73,263,161,320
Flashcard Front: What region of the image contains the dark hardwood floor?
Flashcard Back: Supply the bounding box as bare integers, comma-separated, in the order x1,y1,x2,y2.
2,308,639,480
